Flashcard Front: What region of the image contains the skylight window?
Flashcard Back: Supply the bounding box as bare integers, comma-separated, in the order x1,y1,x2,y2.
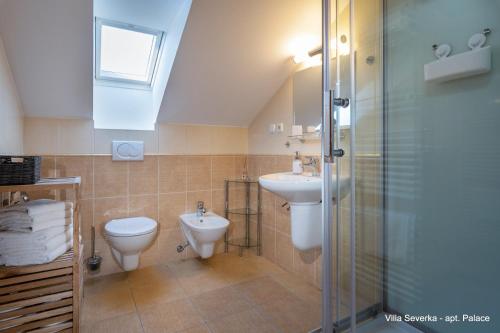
95,18,164,87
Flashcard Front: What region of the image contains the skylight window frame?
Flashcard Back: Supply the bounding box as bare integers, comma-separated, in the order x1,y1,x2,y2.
95,18,164,88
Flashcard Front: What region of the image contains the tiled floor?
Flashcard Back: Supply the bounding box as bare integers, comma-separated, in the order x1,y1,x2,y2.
81,252,330,333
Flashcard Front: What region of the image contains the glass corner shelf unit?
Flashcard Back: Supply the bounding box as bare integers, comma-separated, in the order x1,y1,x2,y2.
224,178,261,256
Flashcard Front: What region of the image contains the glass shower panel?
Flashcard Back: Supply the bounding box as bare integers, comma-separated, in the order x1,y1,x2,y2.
383,1,500,332
350,0,385,320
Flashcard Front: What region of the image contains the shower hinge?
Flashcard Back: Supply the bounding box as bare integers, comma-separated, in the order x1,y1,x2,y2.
333,148,345,157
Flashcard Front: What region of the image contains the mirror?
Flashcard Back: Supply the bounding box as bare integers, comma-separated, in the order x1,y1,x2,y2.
292,60,351,133
293,65,322,132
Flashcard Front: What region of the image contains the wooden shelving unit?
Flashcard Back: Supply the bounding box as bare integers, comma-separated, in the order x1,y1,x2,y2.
0,177,82,333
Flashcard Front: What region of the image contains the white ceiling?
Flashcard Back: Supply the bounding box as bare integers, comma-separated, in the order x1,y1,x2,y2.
0,0,321,126
0,0,93,119
157,0,321,126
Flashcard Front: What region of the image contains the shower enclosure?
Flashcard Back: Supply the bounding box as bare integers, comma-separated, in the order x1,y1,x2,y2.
320,0,499,332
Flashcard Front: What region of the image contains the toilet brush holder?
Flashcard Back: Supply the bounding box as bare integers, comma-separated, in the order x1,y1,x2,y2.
86,226,102,272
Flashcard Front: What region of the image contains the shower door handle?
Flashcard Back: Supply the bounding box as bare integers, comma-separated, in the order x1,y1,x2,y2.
324,90,348,162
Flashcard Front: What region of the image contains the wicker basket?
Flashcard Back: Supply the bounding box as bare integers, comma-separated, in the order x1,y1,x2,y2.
0,156,41,185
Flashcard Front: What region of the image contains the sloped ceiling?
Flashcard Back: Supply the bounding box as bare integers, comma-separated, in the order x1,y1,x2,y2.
0,0,93,119
157,0,321,126
0,0,321,126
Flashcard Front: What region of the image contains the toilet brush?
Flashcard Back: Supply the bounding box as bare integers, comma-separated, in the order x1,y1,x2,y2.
86,226,102,272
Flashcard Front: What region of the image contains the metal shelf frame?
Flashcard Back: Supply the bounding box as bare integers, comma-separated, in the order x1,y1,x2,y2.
224,178,261,256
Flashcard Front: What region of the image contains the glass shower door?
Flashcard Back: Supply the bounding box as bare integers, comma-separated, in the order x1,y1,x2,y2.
329,0,500,332
321,0,357,331
322,0,385,331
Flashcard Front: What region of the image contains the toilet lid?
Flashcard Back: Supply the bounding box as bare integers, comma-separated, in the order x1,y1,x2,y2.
105,217,157,237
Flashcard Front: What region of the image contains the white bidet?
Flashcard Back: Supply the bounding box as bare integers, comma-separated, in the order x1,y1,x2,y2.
179,212,229,259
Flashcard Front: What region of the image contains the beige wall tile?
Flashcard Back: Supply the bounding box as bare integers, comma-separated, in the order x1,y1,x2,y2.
129,156,158,195
138,238,159,269
275,155,293,172
159,193,186,229
94,156,128,198
262,226,276,263
211,189,225,216
128,194,158,220
261,190,275,229
256,155,277,176
158,227,185,263
187,190,212,213
211,156,235,190
93,197,128,240
186,156,211,191
80,199,94,262
276,232,294,272
275,201,291,235
234,155,248,179
56,156,93,199
159,155,186,193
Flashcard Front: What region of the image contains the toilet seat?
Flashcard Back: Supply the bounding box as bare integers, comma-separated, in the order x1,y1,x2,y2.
105,217,157,237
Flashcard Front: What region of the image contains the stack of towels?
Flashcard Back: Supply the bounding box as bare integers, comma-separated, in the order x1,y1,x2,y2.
0,199,73,266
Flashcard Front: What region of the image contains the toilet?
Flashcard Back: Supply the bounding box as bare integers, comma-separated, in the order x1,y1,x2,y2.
104,217,157,271
179,212,229,258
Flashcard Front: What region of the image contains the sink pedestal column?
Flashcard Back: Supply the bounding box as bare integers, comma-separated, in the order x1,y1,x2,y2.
290,202,322,250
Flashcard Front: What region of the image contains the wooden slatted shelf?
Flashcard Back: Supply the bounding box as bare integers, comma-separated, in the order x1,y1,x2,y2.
0,178,82,333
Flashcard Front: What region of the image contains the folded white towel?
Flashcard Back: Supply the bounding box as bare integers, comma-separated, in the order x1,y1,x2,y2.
0,208,73,232
0,199,70,216
0,226,73,254
1,216,72,233
0,224,71,245
0,239,73,266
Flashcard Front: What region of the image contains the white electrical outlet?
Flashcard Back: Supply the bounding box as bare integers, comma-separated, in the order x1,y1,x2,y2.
268,123,276,134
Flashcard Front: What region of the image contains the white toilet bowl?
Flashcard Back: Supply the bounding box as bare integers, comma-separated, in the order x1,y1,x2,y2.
104,217,157,271
179,212,229,258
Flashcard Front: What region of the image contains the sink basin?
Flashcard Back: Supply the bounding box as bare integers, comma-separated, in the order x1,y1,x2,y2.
259,172,350,203
259,172,351,251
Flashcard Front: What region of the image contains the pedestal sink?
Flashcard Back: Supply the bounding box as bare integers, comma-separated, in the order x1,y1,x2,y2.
259,172,350,250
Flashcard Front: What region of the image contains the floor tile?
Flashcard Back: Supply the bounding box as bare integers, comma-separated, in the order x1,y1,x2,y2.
191,285,252,321
207,253,266,283
81,312,143,333
207,309,280,333
256,294,321,333
168,258,231,296
138,298,204,333
233,276,294,306
82,276,136,323
128,265,187,310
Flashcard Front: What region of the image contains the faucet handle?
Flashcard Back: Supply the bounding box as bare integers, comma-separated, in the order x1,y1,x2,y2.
197,201,204,209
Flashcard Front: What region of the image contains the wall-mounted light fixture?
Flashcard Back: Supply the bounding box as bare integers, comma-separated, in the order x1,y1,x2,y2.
292,35,350,66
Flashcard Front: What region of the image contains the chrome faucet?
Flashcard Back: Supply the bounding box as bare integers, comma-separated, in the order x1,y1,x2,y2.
303,156,320,176
196,201,206,217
